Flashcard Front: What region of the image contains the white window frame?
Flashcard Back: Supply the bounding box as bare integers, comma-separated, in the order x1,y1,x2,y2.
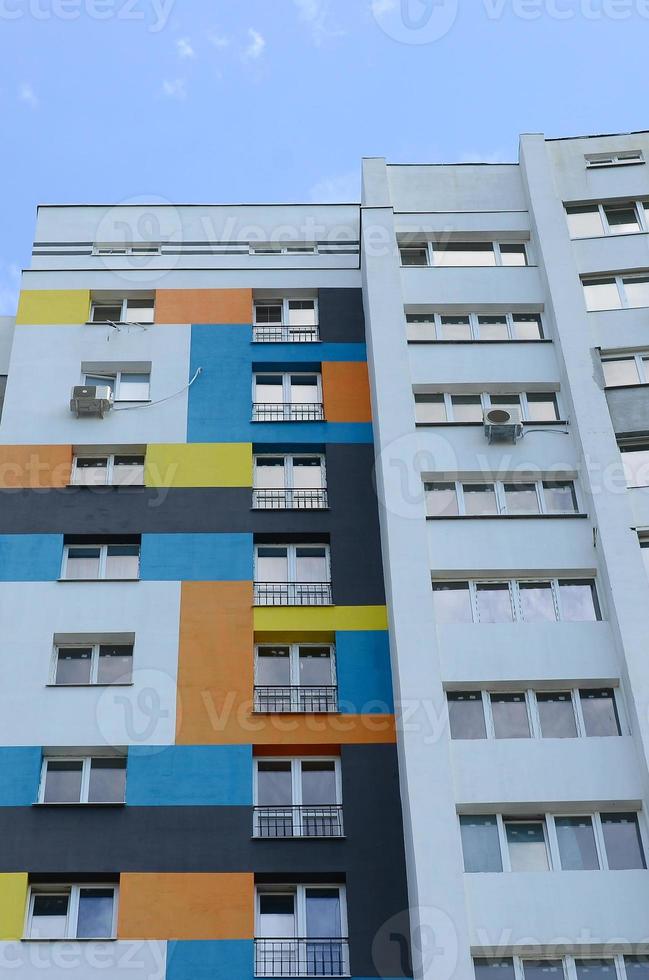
566,200,648,239
500,814,552,872
253,298,318,325
415,391,562,423
425,479,580,517
585,151,644,168
406,311,545,342
477,954,636,980
250,245,318,255
61,542,141,581
83,370,151,403
433,577,602,623
582,273,649,311
89,297,155,324
38,755,126,804
252,373,323,413
253,454,327,489
399,241,530,267
601,352,649,387
50,639,134,686
255,883,349,941
254,757,342,807
71,453,146,487
254,543,331,584
254,642,337,688
93,244,161,256
25,883,119,940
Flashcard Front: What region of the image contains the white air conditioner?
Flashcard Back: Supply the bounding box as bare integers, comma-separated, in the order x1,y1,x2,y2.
69,385,113,418
483,406,523,443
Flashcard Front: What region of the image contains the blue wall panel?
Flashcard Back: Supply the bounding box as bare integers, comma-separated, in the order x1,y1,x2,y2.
166,940,253,980
0,747,42,805
140,533,253,581
126,745,253,806
336,631,394,714
188,325,372,444
0,534,62,580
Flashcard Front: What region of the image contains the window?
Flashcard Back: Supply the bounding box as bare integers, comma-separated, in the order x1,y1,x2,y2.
62,542,140,580
490,693,530,738
585,150,644,168
582,274,649,311
619,441,649,488
26,884,117,939
250,244,317,255
602,353,649,388
253,373,324,422
254,643,337,712
460,815,503,872
447,692,487,740
566,201,647,238
555,816,600,870
254,757,342,838
425,479,579,517
253,455,327,509
431,242,528,267
406,311,544,343
52,639,133,686
415,391,562,424
84,371,150,402
89,296,155,323
253,299,319,342
536,692,577,738
477,959,649,980
474,960,516,980
432,578,601,624
600,812,646,869
399,244,429,266
72,453,145,487
580,688,621,736
94,243,161,255
39,756,126,804
505,818,550,871
254,544,331,606
255,885,349,978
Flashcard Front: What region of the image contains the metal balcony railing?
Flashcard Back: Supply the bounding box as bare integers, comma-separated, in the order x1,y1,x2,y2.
254,582,333,606
253,805,344,839
253,685,338,714
252,488,329,510
254,938,350,978
252,403,325,423
253,324,320,343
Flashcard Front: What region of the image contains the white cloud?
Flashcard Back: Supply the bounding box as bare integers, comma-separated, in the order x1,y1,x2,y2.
243,28,266,60
208,30,231,48
176,37,195,59
294,0,344,43
19,83,39,109
162,78,187,99
310,171,359,203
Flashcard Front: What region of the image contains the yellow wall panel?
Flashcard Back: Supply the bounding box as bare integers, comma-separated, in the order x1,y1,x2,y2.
16,290,91,325
0,873,27,940
253,605,388,634
145,444,253,488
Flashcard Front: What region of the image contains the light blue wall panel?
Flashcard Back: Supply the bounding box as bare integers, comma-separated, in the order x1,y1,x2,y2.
126,745,253,806
140,533,253,581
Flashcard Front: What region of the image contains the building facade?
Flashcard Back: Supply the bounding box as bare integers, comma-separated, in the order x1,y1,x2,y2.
2,129,649,980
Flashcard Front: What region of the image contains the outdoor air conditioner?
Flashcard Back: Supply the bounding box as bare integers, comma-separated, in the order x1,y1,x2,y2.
483,406,523,443
69,385,113,418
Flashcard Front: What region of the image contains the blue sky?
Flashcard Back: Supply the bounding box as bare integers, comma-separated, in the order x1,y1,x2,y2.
0,0,647,312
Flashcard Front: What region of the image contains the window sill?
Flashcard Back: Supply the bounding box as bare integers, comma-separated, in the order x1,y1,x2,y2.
426,513,588,520
45,683,134,688
32,802,126,808
605,382,649,392
586,160,646,170
21,938,117,943
407,339,551,345
252,710,340,716
571,231,648,242
588,305,649,313
57,579,141,583
250,507,331,513
66,485,145,490
415,420,568,427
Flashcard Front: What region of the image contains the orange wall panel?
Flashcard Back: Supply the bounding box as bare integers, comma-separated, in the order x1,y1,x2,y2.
154,289,252,324
118,873,254,939
322,362,372,423
0,445,72,488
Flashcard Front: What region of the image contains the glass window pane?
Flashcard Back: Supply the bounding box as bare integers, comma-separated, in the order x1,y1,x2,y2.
505,820,549,871
259,893,296,938
65,546,100,580
555,816,599,870
624,276,649,308
97,645,133,684
489,394,521,413
91,303,123,322
625,957,649,980
255,375,284,403
474,960,516,980
460,815,502,872
85,375,116,395
604,204,641,234
451,395,483,423
112,456,145,486
583,279,621,312
293,458,324,490
290,375,319,404
305,888,341,939
256,647,291,685
124,299,154,323
440,316,471,341
301,761,337,804
257,547,288,582
602,358,639,387
257,761,293,805
296,547,328,582
575,962,618,980
43,760,83,803
503,483,540,514
477,316,509,341
299,647,333,686
559,580,600,621
476,584,513,624
600,813,646,869
415,394,446,423
434,243,496,267
400,246,428,266
513,314,543,340
433,582,473,624
76,889,114,939
74,457,108,486
463,484,498,516
579,689,620,737
105,544,139,579
30,894,69,939
55,647,92,685
88,758,126,803
255,458,286,489
406,315,436,341
255,304,283,324
543,482,578,514
288,300,317,327
118,373,150,401
425,483,458,517
499,243,528,266
518,582,557,623
566,205,605,238
522,961,565,980
448,692,486,740
490,693,530,738
526,393,559,422
621,445,649,488
537,692,577,738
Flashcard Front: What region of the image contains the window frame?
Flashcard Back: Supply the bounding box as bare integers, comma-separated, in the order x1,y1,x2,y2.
566,200,648,239
61,542,141,581
71,453,146,487
25,883,119,940
93,244,161,256
399,240,530,268
432,577,602,624
253,454,327,491
474,954,643,980
601,352,649,388
253,297,318,325
82,370,151,403
254,642,337,689
255,883,349,941
414,391,562,424
585,150,645,169
252,372,324,421
253,543,331,585
254,756,342,807
50,639,134,687
425,478,580,517
38,755,126,805
249,244,318,256
89,297,155,324
406,311,545,343
582,273,649,312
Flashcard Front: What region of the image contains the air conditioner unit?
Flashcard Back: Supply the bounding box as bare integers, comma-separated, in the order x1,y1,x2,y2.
483,406,523,443
69,385,113,418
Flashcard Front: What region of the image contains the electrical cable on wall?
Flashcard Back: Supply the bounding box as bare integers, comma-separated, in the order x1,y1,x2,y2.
112,366,203,411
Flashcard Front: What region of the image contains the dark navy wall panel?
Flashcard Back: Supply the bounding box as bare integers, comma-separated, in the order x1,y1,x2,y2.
318,288,366,344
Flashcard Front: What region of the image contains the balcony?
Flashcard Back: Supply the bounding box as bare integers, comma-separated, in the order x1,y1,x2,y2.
254,685,338,713
253,403,325,423
253,324,320,343
252,488,329,510
254,938,350,978
254,582,333,606
253,805,344,838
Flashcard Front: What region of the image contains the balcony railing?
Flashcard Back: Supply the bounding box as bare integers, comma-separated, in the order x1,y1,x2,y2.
254,938,350,978
253,324,320,343
254,582,333,606
252,488,329,510
252,403,325,423
253,805,344,838
254,685,338,713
